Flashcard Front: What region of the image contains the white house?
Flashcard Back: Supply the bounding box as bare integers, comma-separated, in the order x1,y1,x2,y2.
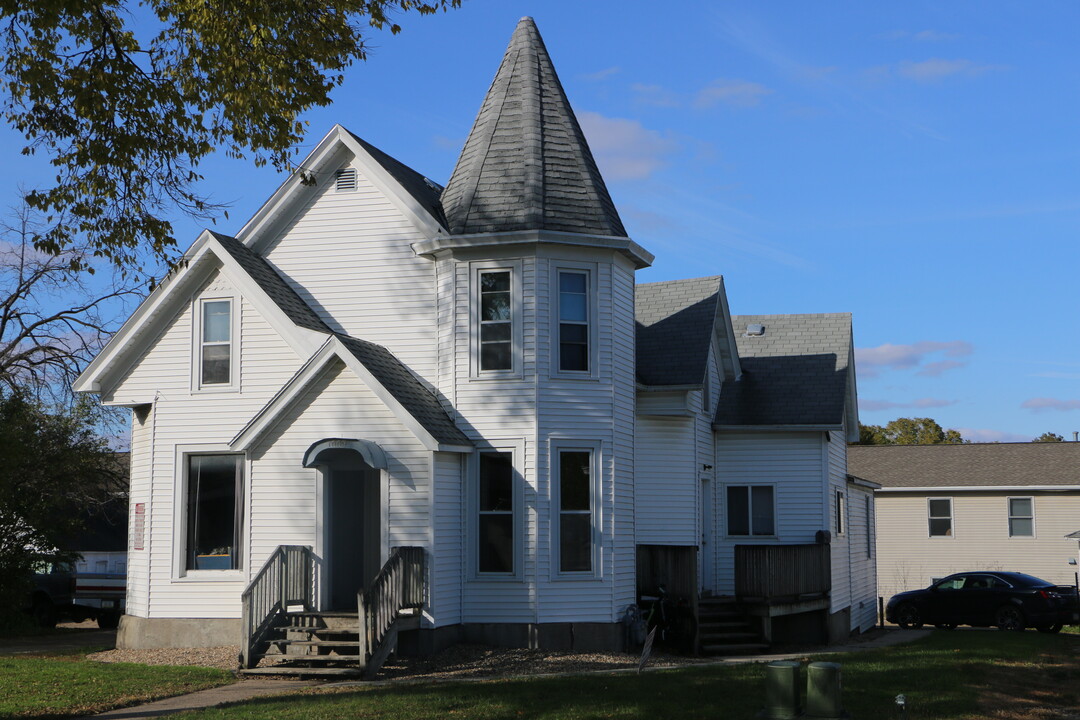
74,17,875,671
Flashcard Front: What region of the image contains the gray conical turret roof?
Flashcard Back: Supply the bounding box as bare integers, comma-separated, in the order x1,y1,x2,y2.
441,17,627,237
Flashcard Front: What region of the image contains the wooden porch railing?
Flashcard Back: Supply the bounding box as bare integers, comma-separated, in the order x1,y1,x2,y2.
734,543,831,602
240,545,314,668
357,546,425,674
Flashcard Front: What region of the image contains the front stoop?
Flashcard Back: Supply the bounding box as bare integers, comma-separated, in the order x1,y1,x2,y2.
697,597,769,656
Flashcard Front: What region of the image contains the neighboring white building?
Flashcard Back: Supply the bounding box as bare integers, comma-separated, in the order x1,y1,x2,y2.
849,442,1080,602
74,17,874,661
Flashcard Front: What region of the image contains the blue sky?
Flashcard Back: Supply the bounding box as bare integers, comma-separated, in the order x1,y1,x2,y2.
3,1,1079,442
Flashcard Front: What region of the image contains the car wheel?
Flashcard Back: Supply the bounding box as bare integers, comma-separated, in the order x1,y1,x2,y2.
97,611,120,630
995,605,1026,631
896,604,923,629
1037,623,1063,634
935,623,957,630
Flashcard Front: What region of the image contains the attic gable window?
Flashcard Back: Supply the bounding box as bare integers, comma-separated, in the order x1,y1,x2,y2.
194,296,239,392
335,168,358,193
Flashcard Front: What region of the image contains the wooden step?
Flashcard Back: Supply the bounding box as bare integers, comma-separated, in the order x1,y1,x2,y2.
700,631,761,643
701,642,770,655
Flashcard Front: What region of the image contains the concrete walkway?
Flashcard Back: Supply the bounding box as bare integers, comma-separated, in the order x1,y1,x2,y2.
82,680,319,720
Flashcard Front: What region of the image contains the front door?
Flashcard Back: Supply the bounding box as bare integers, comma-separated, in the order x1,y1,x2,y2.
322,450,381,611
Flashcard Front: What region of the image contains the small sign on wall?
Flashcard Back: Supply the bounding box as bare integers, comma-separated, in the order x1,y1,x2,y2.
133,503,146,551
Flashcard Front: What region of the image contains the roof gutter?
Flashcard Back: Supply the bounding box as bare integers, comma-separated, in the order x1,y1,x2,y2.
876,485,1080,493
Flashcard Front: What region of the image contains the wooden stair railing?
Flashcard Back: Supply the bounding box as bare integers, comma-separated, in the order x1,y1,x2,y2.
240,545,315,669
357,546,425,677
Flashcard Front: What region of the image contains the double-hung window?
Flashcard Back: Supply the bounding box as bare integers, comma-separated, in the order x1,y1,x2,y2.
928,497,952,537
186,454,244,571
557,270,589,372
556,447,595,573
479,271,513,372
477,451,515,574
726,485,775,536
197,298,235,389
1008,497,1034,537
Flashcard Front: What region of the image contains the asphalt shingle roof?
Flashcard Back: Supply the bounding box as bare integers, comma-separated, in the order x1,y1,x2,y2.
848,443,1080,488
335,335,471,448
441,17,626,237
714,313,852,427
211,232,330,334
635,276,723,386
348,132,448,230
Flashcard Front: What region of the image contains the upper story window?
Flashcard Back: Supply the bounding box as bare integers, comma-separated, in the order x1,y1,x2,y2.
1008,497,1034,537
194,296,238,391
726,485,775,536
557,270,589,372
928,497,952,537
834,490,845,535
479,270,512,371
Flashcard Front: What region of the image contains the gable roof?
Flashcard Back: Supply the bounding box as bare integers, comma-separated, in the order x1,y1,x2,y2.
635,276,726,387
714,313,853,429
440,17,626,238
231,336,471,453
210,232,330,333
848,442,1080,490
348,132,447,230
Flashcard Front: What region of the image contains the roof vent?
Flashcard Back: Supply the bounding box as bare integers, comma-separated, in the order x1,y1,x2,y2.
745,323,765,337
335,168,358,193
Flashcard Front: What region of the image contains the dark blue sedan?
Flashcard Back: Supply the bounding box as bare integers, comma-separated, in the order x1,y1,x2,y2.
886,571,1079,632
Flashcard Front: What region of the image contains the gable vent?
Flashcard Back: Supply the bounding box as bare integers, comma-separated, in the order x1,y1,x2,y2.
335,168,358,193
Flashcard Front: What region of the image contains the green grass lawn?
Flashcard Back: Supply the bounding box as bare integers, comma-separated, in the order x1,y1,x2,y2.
179,631,1080,720
0,652,232,719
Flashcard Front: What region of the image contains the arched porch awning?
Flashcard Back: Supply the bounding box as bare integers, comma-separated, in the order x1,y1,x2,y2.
302,438,388,470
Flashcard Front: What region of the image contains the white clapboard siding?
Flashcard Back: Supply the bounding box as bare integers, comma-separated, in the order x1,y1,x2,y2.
110,272,307,618
827,432,851,612
846,481,878,632
700,348,723,591
262,163,437,383
125,407,152,617
876,490,1080,602
430,452,463,627
713,432,827,595
610,262,638,617
635,416,696,544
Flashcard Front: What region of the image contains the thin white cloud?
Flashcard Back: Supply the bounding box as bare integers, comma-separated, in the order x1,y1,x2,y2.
899,58,999,81
958,428,1033,443
694,79,773,108
856,340,973,378
860,397,956,412
1021,398,1080,413
577,111,677,181
582,66,621,82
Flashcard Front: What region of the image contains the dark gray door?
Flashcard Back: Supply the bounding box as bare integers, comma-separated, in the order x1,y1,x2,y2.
328,466,365,610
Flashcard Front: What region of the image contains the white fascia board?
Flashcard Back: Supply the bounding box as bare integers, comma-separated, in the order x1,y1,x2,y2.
846,475,882,490
331,337,446,453
413,229,655,269
876,485,1080,493
714,277,742,381
237,126,347,249
338,131,447,240
74,233,217,394
230,338,338,451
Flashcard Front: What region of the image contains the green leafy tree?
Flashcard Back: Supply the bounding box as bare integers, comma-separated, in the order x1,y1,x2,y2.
1,0,460,274
858,417,967,445
0,392,122,629
1033,432,1064,442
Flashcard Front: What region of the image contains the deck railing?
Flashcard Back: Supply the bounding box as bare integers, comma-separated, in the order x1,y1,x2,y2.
357,546,425,666
240,545,314,668
734,543,831,602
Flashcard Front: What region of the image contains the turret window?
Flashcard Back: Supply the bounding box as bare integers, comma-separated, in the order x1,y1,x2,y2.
479,271,512,371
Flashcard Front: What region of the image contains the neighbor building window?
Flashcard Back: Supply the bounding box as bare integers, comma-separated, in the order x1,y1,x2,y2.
186,455,244,570
479,270,512,371
557,448,594,573
928,497,952,537
557,270,589,372
1008,497,1034,537
727,485,775,536
477,451,514,574
199,299,233,387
